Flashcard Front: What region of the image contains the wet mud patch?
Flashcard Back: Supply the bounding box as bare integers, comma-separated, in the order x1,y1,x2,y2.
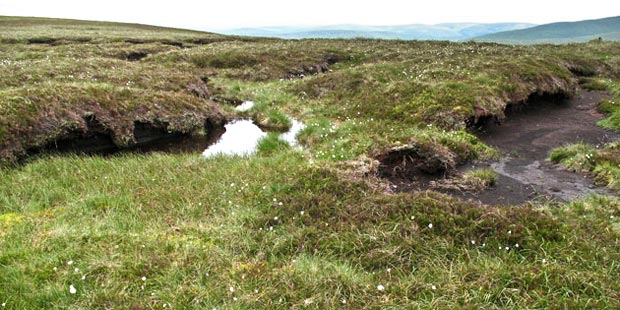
467,90,617,204
382,90,618,205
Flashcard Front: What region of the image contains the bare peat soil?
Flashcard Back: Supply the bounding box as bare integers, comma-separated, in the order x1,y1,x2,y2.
465,90,617,205
390,90,618,205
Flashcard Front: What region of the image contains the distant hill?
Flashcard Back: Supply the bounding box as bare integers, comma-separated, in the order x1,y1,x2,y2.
218,23,535,41
0,15,227,43
474,16,620,44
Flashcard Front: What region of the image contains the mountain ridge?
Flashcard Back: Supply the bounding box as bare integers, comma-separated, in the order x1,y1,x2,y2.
218,22,535,41
474,16,620,44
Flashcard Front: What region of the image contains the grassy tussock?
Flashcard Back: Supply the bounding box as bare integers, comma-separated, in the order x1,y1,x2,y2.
550,143,620,189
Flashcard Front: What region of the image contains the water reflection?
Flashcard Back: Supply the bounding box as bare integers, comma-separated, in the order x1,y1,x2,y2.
202,120,266,157
235,101,255,112
202,118,305,157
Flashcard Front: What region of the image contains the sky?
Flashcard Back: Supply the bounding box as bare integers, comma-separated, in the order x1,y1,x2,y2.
0,0,617,30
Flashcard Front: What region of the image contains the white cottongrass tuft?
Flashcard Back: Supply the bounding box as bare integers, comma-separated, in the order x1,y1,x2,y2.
69,284,77,294
428,223,433,229
377,284,385,291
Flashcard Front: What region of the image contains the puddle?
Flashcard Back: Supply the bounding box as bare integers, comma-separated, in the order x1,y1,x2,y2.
280,119,305,146
202,118,305,157
235,101,255,112
32,113,305,159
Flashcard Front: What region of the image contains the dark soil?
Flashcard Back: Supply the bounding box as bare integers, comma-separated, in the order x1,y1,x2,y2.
471,90,618,204
125,51,148,61
388,90,619,205
29,121,227,158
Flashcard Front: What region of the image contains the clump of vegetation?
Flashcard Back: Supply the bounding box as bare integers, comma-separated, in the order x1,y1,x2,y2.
430,167,497,192
596,81,620,130
550,143,620,189
462,168,498,190
581,77,608,90
257,110,292,131
549,143,598,171
256,133,290,155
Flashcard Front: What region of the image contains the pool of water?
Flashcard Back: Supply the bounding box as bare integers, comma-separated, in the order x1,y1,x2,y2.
235,101,255,112
202,118,305,157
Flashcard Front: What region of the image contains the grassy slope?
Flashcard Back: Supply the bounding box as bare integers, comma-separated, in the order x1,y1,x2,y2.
1,16,620,308
474,16,620,44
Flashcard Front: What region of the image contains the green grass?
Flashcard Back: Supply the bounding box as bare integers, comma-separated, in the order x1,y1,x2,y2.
2,16,620,308
2,152,620,308
256,133,290,155
550,143,620,189
462,168,498,190
596,81,620,130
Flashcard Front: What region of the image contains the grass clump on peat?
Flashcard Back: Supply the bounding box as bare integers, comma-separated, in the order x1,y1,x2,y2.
550,142,620,190
256,133,290,156
596,80,620,130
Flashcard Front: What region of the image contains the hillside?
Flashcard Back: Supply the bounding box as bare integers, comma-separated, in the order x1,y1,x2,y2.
2,16,620,309
220,22,535,40
474,16,620,44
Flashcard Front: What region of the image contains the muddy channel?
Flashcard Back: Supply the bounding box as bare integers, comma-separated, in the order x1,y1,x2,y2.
388,90,618,205
457,90,616,205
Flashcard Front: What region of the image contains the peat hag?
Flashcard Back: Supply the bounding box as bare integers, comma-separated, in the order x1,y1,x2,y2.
383,90,618,205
